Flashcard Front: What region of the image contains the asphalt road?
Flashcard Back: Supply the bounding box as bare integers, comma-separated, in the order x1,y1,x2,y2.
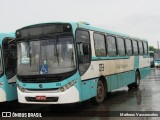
0,68,160,120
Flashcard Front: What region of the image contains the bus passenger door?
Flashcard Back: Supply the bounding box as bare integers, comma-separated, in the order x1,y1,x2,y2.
0,47,7,102
76,30,92,101
3,38,17,101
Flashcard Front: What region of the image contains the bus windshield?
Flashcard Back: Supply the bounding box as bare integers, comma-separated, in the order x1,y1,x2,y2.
17,37,76,75
155,60,160,62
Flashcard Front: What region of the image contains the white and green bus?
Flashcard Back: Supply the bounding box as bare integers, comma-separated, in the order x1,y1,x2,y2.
16,22,150,104
0,33,17,102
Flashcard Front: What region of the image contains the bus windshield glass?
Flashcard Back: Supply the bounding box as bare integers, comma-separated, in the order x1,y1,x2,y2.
17,37,76,75
155,60,160,63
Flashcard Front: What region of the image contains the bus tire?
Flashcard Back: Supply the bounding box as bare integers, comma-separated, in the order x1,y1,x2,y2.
128,71,140,89
91,80,106,104
127,84,134,89
133,71,140,88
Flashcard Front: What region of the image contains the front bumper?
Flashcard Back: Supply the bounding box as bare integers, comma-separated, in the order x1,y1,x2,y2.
0,88,6,102
17,86,80,104
155,63,160,67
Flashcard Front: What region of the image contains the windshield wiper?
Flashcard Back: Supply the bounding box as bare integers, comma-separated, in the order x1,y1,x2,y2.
55,37,60,66
29,47,31,67
25,39,32,67
28,44,32,67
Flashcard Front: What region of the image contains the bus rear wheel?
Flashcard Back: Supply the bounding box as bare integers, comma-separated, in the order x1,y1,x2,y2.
91,80,106,104
134,71,140,88
128,71,140,89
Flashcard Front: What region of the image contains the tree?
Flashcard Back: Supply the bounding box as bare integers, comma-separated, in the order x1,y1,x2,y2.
149,46,156,52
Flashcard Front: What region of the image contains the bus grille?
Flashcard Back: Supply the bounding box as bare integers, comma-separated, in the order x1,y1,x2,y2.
26,88,59,91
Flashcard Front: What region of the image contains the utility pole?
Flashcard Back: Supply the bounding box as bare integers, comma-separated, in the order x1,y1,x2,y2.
157,41,159,50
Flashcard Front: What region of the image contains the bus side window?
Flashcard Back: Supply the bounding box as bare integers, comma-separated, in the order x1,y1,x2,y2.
94,33,106,56
143,42,148,55
117,37,126,56
125,39,133,56
76,29,91,75
106,36,117,56
138,41,144,55
132,40,138,55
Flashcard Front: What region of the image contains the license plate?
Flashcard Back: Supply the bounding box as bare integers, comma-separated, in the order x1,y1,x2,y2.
36,96,46,100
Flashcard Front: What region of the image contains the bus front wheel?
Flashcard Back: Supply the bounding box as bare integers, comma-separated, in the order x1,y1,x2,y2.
91,80,106,104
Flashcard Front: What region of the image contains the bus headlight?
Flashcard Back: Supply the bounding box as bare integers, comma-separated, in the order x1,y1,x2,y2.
17,84,26,92
58,80,77,92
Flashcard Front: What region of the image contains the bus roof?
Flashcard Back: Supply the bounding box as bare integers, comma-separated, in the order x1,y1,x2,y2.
76,22,147,42
0,33,15,44
16,22,148,42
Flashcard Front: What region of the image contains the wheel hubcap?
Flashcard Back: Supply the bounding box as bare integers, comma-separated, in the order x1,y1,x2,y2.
97,85,103,98
137,76,140,85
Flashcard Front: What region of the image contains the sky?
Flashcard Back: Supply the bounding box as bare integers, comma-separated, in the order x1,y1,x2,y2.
0,0,160,48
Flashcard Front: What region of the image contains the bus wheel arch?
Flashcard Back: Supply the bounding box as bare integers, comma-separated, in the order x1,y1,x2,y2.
128,69,141,89
91,76,107,104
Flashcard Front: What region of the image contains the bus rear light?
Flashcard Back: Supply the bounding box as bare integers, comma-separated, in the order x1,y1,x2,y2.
58,80,77,92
